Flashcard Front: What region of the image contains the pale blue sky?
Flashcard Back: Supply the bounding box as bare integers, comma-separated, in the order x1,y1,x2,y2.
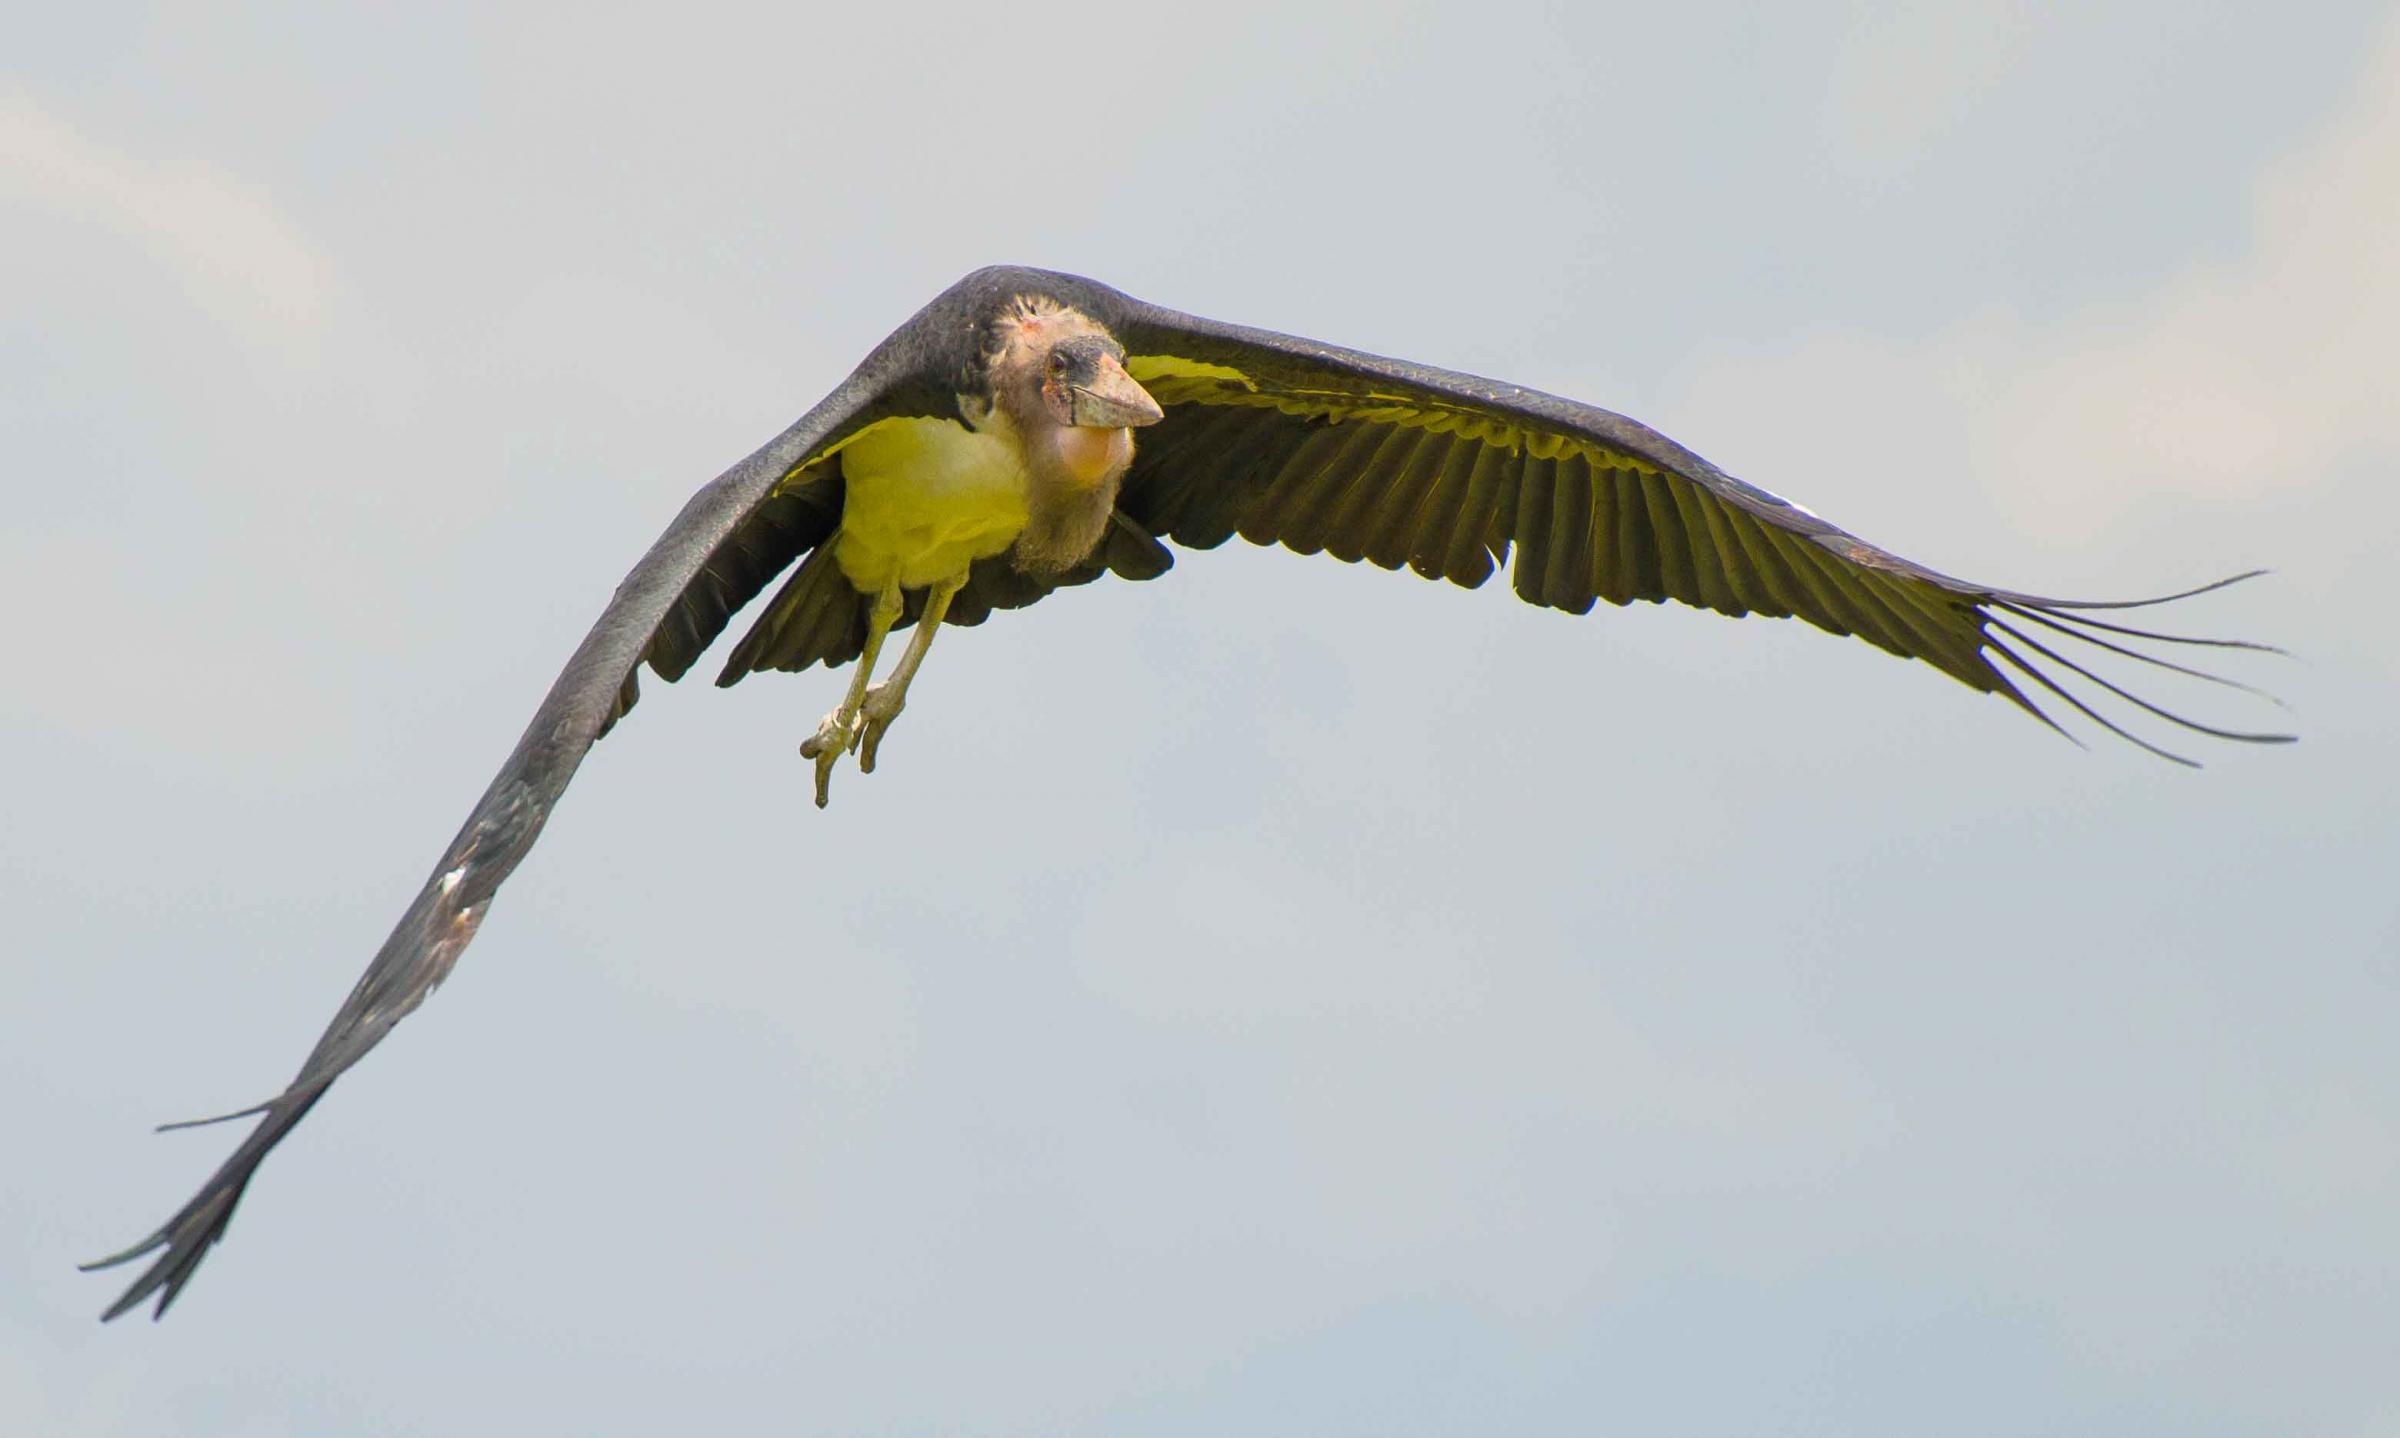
7,4,2397,1434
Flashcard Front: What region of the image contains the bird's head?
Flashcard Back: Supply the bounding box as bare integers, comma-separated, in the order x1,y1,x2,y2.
1037,333,1164,432
987,301,1164,494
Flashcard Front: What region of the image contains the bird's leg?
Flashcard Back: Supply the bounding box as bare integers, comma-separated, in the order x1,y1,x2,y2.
857,572,965,775
799,579,902,808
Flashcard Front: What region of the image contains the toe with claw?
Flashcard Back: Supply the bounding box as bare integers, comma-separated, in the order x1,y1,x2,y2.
858,683,905,773
799,707,861,808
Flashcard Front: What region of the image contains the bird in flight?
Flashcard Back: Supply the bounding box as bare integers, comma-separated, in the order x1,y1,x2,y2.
86,265,2287,1320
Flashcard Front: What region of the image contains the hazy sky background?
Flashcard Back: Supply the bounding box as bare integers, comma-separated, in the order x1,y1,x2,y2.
7,4,2397,1434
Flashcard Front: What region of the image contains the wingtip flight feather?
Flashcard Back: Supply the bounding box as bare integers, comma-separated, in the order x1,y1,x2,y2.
2025,567,2270,611
1965,566,2291,763
155,1099,274,1133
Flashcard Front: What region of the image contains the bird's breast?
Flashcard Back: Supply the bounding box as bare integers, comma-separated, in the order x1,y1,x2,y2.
834,417,1031,592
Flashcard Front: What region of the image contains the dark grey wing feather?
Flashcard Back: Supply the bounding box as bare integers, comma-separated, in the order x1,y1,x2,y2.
1104,291,2288,759
84,372,890,1321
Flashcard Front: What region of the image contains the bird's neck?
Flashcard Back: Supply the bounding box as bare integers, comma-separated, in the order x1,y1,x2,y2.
1014,424,1133,575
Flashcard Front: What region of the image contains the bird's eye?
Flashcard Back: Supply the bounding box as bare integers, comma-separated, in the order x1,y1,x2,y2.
1047,352,1068,377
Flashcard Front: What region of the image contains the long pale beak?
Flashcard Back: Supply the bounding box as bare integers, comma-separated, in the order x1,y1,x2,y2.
1069,356,1164,428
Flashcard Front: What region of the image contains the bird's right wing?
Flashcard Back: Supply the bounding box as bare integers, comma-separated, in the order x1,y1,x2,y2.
86,367,904,1321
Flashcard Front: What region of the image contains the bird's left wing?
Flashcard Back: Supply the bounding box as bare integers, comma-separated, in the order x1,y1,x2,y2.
86,368,904,1320
1107,293,2288,761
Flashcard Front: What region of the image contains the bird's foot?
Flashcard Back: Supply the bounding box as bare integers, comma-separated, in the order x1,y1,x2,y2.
799,706,864,808
856,682,906,774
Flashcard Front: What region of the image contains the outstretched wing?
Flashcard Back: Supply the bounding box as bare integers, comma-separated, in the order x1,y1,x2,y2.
1107,296,2289,760
85,370,904,1321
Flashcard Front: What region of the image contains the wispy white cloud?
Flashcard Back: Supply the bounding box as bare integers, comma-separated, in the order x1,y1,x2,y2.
1696,14,2400,546
0,94,330,346
1823,0,2033,175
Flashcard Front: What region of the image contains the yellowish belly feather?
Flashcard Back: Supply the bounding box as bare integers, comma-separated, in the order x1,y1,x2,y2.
833,417,1029,592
